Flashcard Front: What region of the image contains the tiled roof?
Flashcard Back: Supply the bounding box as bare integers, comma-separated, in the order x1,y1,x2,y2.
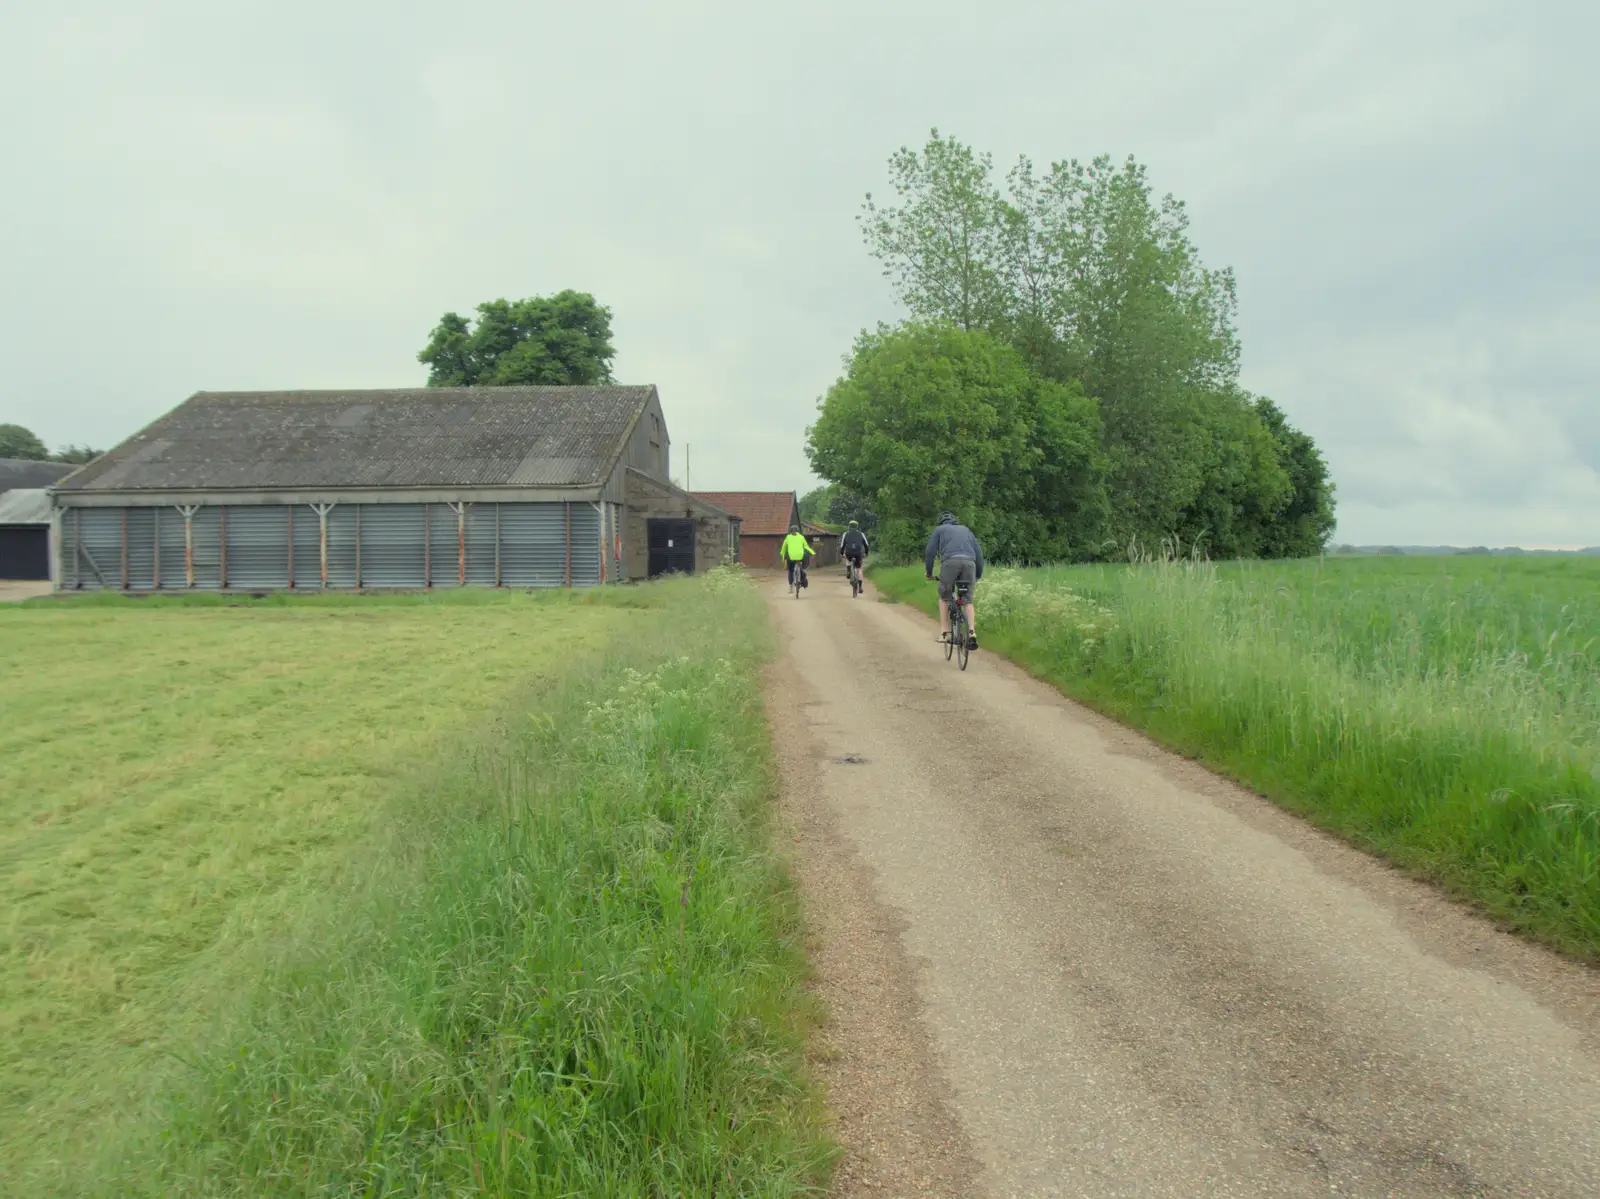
0,458,76,491
57,386,658,492
803,521,838,539
691,491,798,536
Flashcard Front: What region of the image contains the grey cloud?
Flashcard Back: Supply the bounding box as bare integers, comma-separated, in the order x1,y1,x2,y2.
0,0,1594,546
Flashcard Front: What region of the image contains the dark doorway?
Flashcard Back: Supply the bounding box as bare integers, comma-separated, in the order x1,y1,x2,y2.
647,519,696,578
0,526,49,580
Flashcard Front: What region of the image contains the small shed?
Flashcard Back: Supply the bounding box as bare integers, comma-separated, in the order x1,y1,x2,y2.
0,488,56,580
804,521,841,567
691,491,801,569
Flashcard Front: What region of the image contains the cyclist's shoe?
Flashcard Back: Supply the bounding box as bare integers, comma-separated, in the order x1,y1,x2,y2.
938,632,951,643
968,635,979,650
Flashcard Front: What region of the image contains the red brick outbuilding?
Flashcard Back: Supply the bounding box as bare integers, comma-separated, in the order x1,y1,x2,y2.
692,491,803,569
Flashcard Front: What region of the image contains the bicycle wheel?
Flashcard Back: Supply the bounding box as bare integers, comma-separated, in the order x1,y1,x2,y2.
956,607,970,671
944,605,955,661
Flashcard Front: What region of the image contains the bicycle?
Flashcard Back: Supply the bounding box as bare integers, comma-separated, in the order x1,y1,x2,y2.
944,582,972,671
788,561,806,599
846,558,863,598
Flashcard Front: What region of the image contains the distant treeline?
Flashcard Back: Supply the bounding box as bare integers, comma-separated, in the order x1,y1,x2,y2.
805,131,1335,564
1332,545,1600,557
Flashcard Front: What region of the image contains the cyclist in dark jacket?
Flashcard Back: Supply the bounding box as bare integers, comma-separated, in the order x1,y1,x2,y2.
925,511,982,649
840,521,869,585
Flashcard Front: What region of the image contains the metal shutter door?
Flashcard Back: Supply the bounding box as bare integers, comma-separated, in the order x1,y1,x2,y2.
427,503,463,588
359,503,425,588
465,504,498,586
125,509,156,590
191,508,222,590
325,506,357,588
290,505,323,588
157,507,189,589
499,503,565,587
570,503,601,586
226,506,289,589
76,509,123,589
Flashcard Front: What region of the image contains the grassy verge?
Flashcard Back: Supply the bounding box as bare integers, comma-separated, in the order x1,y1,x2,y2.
872,557,1600,961
4,575,832,1194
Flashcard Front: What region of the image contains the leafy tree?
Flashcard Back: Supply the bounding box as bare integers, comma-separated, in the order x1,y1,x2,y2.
798,483,838,525
860,133,1009,333
856,131,1333,557
0,424,49,460
800,482,878,531
823,488,879,532
418,291,616,386
807,324,1107,562
54,444,102,465
1253,398,1336,556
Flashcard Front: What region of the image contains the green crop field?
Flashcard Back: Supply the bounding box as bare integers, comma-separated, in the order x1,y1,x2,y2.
874,555,1600,960
1,579,830,1195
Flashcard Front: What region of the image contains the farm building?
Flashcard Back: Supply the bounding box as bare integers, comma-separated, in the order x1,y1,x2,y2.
691,491,811,569
1,458,76,581
50,386,739,591
804,521,841,568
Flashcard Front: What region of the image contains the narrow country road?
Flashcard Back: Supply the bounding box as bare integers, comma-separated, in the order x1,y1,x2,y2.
764,569,1600,1198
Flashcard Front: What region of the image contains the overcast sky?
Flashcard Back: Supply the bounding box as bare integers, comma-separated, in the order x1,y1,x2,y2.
2,1,1594,546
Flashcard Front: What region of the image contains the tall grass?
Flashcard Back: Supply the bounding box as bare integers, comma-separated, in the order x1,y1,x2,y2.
67,571,830,1196
874,556,1600,960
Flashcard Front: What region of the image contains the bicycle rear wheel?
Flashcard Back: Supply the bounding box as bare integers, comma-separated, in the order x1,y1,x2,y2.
944,605,956,660
956,606,970,670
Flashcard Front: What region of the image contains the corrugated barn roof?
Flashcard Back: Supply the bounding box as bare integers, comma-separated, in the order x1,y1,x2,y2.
57,386,659,492
0,458,76,491
0,488,53,524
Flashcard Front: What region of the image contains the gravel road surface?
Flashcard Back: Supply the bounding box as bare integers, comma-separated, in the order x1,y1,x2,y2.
765,569,1599,1198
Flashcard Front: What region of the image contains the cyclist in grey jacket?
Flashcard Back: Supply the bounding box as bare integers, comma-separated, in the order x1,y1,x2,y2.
924,511,983,649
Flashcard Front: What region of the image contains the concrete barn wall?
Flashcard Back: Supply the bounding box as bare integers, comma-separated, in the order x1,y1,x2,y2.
622,472,737,580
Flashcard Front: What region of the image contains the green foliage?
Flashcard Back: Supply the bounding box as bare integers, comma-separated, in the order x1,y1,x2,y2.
872,555,1600,961
853,131,1335,557
807,323,1107,561
0,423,49,459
0,425,102,465
419,291,616,387
1253,398,1337,557
797,483,836,525
800,482,877,531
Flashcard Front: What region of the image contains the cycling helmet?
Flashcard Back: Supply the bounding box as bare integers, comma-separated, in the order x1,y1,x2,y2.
938,510,957,524
789,523,800,533
848,519,859,528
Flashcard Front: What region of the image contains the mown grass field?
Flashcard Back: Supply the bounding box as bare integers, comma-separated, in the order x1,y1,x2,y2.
875,555,1600,960
1,579,830,1195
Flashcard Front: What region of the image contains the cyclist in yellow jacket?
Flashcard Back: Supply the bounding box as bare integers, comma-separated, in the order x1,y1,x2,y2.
780,524,815,590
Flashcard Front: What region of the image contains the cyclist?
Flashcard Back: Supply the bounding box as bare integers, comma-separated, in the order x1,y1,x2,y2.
924,510,983,649
780,523,815,591
840,520,869,588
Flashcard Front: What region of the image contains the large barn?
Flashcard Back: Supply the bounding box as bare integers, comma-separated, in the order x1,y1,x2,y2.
50,386,738,591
